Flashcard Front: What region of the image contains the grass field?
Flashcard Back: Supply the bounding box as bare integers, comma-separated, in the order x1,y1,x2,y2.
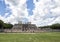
0,32,60,42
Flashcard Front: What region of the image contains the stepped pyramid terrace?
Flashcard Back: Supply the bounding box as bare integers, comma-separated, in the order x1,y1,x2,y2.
11,21,39,32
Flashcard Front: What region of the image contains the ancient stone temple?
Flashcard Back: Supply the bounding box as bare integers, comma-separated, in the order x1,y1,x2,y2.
12,22,37,32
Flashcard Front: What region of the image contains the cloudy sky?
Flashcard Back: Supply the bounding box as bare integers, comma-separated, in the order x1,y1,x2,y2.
0,0,60,26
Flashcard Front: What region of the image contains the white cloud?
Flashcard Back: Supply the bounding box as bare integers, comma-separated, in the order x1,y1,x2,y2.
4,0,29,24
0,15,7,23
0,0,60,27
51,7,60,16
29,0,60,26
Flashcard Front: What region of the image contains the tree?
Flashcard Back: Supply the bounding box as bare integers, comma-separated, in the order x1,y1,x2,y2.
0,20,13,32
39,23,60,29
38,26,50,29
0,20,4,29
7,23,13,29
3,23,13,29
0,20,4,32
50,23,60,29
0,20,13,29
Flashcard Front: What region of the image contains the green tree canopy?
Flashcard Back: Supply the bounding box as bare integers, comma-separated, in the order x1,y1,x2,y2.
0,20,13,29
50,23,60,29
39,23,60,29
0,20,4,29
3,23,13,29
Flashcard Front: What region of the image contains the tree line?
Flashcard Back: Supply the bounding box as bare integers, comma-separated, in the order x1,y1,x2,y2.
0,20,13,29
39,23,60,29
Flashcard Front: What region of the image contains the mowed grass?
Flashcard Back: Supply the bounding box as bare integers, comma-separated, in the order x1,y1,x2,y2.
0,32,60,42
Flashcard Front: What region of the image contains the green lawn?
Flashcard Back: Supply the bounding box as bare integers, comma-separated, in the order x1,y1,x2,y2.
0,32,60,42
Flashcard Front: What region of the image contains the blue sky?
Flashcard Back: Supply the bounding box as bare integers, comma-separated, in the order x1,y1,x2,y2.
0,0,34,17
26,0,35,15
0,0,60,26
0,0,6,16
0,0,12,18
